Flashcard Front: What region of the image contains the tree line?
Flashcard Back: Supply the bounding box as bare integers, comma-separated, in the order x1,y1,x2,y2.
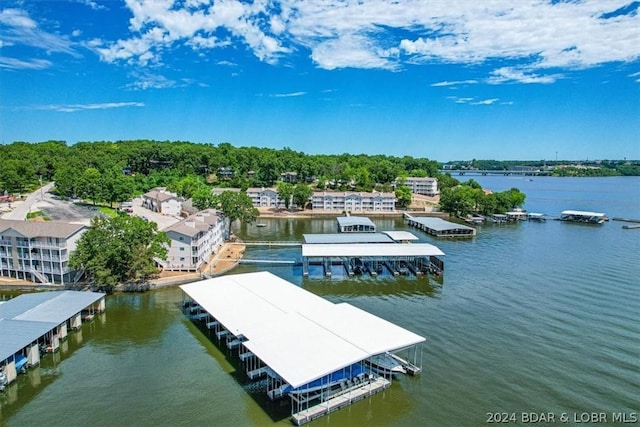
0,140,443,196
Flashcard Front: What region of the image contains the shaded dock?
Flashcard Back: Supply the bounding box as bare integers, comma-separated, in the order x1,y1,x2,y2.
405,214,476,237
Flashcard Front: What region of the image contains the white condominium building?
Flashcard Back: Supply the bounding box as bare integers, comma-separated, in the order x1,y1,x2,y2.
246,187,286,208
311,191,396,212
160,209,225,272
0,219,87,285
402,177,439,196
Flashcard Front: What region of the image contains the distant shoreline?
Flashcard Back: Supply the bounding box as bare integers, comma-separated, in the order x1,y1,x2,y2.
255,209,449,219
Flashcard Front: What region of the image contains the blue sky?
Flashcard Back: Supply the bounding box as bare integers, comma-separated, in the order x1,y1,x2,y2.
1,0,639,161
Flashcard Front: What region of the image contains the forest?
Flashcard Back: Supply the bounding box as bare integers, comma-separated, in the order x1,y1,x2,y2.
0,139,529,217
0,140,444,197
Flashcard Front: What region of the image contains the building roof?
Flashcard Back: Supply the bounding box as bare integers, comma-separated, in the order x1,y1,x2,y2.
163,209,221,235
409,217,475,232
312,191,395,198
180,272,425,388
0,219,86,239
143,188,179,202
336,216,376,228
246,187,278,195
302,242,445,257
303,233,394,244
0,290,104,362
404,177,437,181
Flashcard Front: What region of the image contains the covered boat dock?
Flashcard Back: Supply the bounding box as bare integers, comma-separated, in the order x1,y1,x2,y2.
406,215,476,237
302,232,444,277
0,291,105,387
560,210,608,224
336,216,376,233
180,272,425,425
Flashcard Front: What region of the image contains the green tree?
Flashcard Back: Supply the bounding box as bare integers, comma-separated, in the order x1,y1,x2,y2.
218,191,259,225
395,185,412,208
77,168,102,204
276,182,294,209
439,185,479,217
102,168,135,207
168,175,203,199
293,183,313,209
192,186,217,211
70,214,169,288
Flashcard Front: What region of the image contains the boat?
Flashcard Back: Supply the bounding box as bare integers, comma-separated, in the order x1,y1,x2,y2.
367,353,406,375
14,354,28,373
256,223,267,227
0,370,7,391
268,363,366,399
560,210,607,224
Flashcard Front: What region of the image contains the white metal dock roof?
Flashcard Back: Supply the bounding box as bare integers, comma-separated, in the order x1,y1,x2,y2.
302,242,444,257
303,233,393,244
336,216,376,227
409,217,475,232
0,291,104,362
561,210,606,217
180,272,425,388
381,231,419,241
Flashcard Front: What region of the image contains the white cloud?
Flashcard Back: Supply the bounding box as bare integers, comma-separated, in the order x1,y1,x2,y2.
488,67,562,84
127,72,177,90
0,8,78,57
35,102,145,112
271,91,307,98
471,98,499,105
0,57,52,70
446,96,506,106
79,0,640,81
431,80,478,87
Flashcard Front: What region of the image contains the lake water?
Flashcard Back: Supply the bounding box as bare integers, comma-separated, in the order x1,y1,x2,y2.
2,176,639,426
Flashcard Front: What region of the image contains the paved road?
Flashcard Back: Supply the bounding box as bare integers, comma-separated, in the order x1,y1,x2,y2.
1,182,55,220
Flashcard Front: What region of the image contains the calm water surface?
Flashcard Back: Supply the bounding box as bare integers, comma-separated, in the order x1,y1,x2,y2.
2,176,639,426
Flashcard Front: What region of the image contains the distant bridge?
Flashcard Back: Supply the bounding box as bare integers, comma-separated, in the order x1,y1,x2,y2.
439,170,552,176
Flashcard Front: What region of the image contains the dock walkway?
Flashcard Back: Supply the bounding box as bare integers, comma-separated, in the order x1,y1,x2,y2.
291,377,391,425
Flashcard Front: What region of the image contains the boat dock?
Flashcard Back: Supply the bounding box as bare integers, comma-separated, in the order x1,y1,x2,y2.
291,377,391,425
560,210,608,224
405,214,476,237
301,232,445,277
0,291,105,387
180,272,425,426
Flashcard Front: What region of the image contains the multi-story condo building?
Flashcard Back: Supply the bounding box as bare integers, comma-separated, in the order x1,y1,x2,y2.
159,209,225,272
142,188,182,216
311,191,396,212
401,177,440,196
246,187,286,208
0,219,87,285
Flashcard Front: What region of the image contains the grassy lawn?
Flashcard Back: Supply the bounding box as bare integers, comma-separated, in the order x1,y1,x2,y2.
98,206,118,217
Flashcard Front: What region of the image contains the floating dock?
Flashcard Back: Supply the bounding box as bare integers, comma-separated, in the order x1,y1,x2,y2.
180,272,425,425
405,214,476,237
